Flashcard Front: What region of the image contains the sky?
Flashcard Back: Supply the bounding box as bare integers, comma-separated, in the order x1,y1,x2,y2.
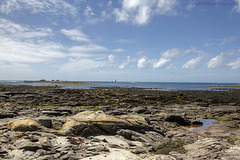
0,0,240,83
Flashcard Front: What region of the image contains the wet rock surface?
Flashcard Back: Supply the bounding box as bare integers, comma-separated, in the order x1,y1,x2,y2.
0,84,239,159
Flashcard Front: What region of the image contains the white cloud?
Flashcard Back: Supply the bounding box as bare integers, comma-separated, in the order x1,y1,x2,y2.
61,29,90,42
182,56,203,69
119,56,134,69
101,10,112,20
136,50,145,55
84,6,95,17
108,54,115,63
184,47,206,55
0,19,65,64
227,58,240,69
69,44,108,53
113,48,126,52
0,0,77,16
59,58,105,73
151,48,180,69
114,39,136,44
153,58,170,69
184,47,196,54
0,37,66,63
67,53,96,58
137,57,148,69
0,18,107,68
0,17,123,80
0,18,52,41
207,54,224,69
204,42,213,47
165,64,176,69
233,0,240,13
186,1,195,11
0,19,68,65
220,36,238,46
107,1,112,7
113,0,177,25
161,48,180,59
207,51,236,69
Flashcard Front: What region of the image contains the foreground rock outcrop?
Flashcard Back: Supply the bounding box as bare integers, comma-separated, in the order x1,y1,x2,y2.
0,84,239,159
0,108,239,160
63,110,160,136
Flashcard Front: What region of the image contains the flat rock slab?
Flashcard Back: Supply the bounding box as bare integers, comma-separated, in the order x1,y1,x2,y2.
63,110,154,136
184,138,230,159
95,135,130,149
81,148,141,160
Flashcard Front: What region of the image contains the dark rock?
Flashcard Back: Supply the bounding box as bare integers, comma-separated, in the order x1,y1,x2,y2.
133,106,147,114
165,115,190,126
35,116,52,128
0,146,8,158
51,118,65,130
191,120,203,125
14,139,42,151
117,129,157,143
54,107,73,115
131,148,147,154
41,111,61,116
0,110,16,118
145,118,152,125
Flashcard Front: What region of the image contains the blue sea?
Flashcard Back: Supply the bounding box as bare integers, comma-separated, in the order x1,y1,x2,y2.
0,80,239,91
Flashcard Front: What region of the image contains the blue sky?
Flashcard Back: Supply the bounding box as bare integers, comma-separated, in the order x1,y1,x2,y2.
0,0,240,82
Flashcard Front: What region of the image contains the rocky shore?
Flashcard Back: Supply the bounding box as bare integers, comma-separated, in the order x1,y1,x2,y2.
0,84,239,160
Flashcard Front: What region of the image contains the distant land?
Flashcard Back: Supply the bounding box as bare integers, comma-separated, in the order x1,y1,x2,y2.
23,80,98,85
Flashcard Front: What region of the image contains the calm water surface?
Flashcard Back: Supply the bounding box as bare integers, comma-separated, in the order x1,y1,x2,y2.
0,81,239,91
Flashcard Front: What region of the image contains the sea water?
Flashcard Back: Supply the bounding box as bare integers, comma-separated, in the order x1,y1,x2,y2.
0,81,239,91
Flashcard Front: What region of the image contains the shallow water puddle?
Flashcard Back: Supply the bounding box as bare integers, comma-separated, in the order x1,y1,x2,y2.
190,117,217,129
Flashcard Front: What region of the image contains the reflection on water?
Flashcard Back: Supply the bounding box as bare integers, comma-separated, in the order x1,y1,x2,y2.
190,117,217,129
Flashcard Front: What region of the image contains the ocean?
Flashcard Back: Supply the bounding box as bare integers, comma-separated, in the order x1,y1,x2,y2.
0,81,239,91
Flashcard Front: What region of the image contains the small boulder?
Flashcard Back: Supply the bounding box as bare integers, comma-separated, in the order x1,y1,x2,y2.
191,120,203,125
35,116,52,128
165,115,190,126
8,117,41,132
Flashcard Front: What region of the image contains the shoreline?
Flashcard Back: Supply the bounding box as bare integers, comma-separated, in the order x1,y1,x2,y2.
0,84,239,108
1,80,240,91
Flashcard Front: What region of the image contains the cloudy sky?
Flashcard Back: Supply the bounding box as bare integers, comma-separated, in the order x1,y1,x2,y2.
0,0,240,82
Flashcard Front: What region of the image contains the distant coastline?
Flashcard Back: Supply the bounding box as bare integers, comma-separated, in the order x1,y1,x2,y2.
1,80,239,91
23,80,98,85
